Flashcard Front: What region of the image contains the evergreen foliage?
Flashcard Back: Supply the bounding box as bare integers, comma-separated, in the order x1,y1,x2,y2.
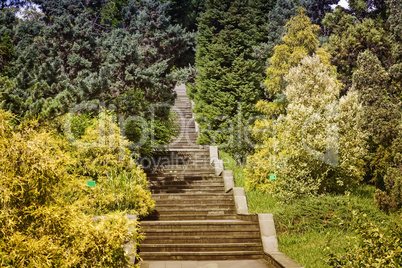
0,30,14,72
0,0,193,155
259,7,331,118
256,0,337,62
246,55,366,200
0,0,27,10
323,6,392,91
352,50,402,211
262,0,297,60
163,0,206,32
299,0,339,26
347,0,388,19
387,0,402,98
190,0,273,159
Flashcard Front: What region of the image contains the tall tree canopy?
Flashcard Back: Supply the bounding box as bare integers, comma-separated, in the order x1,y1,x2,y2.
189,0,275,159
299,0,339,26
323,5,392,92
0,0,194,155
352,50,402,211
259,7,332,118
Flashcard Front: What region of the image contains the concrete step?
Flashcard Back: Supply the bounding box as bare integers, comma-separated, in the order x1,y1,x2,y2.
149,185,225,190
147,173,217,178
147,166,215,172
166,148,209,152
170,140,199,143
173,115,193,119
154,206,235,212
144,214,239,221
142,234,262,244
151,193,233,200
149,178,223,183
141,220,259,228
139,251,264,260
150,189,225,194
149,181,224,187
149,180,224,186
151,149,209,155
154,200,234,205
141,243,262,252
172,131,197,136
155,201,234,207
143,230,260,238
171,136,198,141
169,133,198,137
149,210,237,217
167,147,205,151
147,170,217,176
148,179,221,185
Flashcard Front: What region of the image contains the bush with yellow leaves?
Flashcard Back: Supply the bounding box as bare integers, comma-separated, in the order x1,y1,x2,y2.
0,109,153,267
64,111,154,216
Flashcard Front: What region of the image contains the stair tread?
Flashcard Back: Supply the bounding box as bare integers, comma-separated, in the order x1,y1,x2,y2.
142,220,256,224
140,251,263,255
141,243,260,247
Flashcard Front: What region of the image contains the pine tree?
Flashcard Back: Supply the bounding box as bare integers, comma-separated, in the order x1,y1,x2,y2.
299,0,339,26
0,0,27,10
347,0,387,19
352,50,401,209
262,0,298,60
163,0,206,32
191,0,272,159
322,6,392,92
387,0,402,100
0,0,193,155
0,30,14,72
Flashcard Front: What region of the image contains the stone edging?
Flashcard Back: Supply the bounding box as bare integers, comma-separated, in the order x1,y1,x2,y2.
209,147,304,268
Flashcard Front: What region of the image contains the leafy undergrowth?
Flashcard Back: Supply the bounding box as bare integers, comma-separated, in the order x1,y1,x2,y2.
220,151,402,268
0,110,154,267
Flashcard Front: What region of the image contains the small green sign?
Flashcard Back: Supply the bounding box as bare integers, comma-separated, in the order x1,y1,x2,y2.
87,181,96,187
269,174,276,180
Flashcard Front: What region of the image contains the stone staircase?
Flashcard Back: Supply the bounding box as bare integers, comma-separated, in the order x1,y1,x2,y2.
139,85,267,262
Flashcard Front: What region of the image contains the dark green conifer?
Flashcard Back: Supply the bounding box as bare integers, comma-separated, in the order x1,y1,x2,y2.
264,0,297,59
323,6,392,91
0,0,193,155
0,31,14,72
387,0,402,99
299,0,339,26
191,0,274,160
353,51,401,210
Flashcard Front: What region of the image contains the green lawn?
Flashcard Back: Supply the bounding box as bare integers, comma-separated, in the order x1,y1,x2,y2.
219,151,401,268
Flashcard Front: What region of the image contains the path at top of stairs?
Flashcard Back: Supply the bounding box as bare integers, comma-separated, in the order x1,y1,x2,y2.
139,84,272,267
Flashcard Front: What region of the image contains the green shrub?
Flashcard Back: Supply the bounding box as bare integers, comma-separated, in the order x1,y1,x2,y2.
70,113,93,140
326,211,402,267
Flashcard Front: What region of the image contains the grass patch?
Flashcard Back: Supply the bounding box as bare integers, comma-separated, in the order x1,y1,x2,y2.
220,151,401,268
278,230,352,268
